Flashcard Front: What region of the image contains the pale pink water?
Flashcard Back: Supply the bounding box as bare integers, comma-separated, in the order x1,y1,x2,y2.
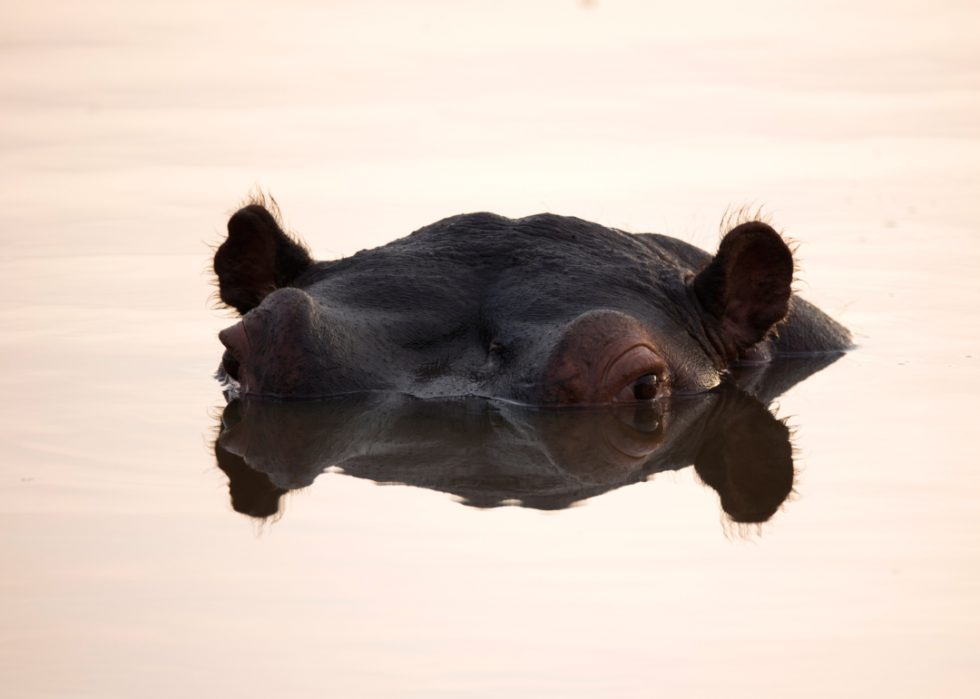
1,1,979,697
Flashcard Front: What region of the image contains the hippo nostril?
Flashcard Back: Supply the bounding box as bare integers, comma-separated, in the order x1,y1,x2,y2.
222,349,241,381
219,321,251,386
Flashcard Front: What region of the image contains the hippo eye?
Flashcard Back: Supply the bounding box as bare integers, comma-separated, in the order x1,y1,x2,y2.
632,374,659,401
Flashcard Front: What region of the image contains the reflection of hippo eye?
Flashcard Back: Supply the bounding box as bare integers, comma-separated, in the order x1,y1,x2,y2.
610,405,660,433
633,374,658,401
630,407,660,433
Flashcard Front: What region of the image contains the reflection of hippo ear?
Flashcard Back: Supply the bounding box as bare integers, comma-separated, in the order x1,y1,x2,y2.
213,204,313,314
693,388,795,524
214,419,288,520
693,222,793,363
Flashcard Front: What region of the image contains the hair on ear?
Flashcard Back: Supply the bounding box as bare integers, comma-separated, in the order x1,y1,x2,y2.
212,188,313,315
236,186,288,233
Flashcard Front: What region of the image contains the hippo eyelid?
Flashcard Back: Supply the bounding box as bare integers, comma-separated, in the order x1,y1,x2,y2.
598,342,660,386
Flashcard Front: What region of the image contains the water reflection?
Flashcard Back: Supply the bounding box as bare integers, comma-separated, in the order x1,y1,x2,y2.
213,354,843,524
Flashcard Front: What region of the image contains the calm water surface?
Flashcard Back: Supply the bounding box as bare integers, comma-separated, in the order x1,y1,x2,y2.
2,2,979,697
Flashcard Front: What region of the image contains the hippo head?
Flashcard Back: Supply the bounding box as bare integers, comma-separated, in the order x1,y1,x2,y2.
213,202,798,405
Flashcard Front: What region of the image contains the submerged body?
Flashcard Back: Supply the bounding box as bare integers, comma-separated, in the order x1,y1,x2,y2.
214,202,851,405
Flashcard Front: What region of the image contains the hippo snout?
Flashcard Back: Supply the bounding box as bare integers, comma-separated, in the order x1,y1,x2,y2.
218,287,380,398
218,288,322,397
219,322,250,384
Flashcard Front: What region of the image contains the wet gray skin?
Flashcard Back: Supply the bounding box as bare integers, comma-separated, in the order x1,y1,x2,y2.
213,203,852,406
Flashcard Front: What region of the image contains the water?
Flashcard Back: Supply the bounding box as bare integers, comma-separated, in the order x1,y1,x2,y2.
2,1,979,697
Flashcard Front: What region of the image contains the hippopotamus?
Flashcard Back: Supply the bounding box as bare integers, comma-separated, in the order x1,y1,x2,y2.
213,197,851,404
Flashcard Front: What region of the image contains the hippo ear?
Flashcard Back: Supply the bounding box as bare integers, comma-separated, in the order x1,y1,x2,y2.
213,204,313,315
692,222,793,363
